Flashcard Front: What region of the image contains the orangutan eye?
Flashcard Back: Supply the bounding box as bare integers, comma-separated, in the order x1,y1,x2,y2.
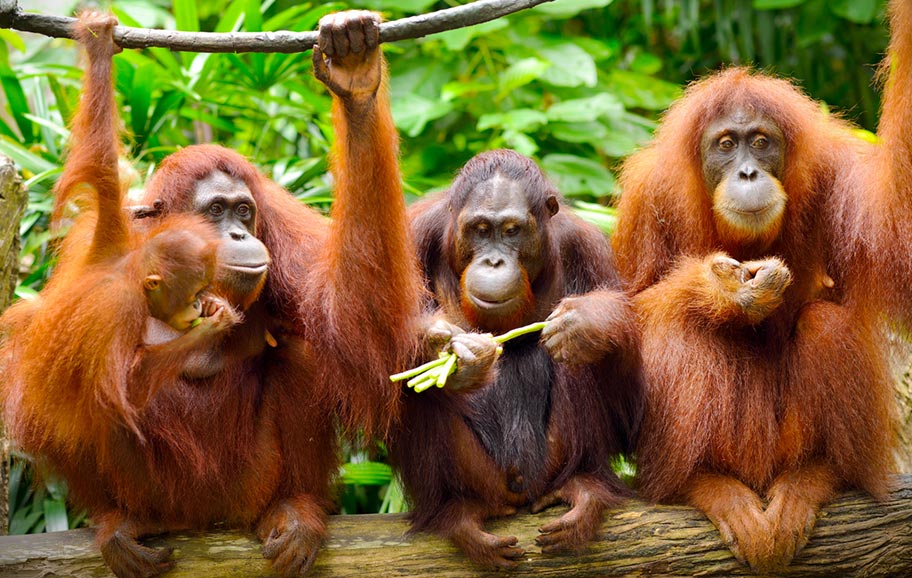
752,135,769,149
504,224,521,237
476,223,490,237
718,136,736,151
209,202,225,216
236,203,251,218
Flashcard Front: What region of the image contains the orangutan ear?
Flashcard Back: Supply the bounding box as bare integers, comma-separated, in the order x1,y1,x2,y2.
143,274,162,292
546,195,559,217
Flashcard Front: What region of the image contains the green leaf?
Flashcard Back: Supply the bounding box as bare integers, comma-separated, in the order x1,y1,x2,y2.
115,8,183,76
441,80,496,102
606,69,682,110
629,52,663,75
215,0,250,32
0,137,55,175
549,121,608,144
265,4,343,32
0,64,33,142
392,94,454,137
532,0,615,18
753,0,806,8
478,109,548,133
546,94,623,123
537,43,597,87
43,498,69,533
340,461,393,485
852,128,879,144
379,478,407,514
147,91,186,138
130,63,157,142
14,285,39,301
22,114,69,141
436,19,509,52
498,58,550,95
0,30,26,53
597,112,656,157
9,508,43,535
831,0,881,24
47,75,72,128
503,129,539,157
173,0,200,32
571,37,618,62
541,154,617,197
353,0,437,13
573,201,618,234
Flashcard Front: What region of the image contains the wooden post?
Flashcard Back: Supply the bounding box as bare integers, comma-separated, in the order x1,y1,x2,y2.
0,154,26,536
0,476,911,577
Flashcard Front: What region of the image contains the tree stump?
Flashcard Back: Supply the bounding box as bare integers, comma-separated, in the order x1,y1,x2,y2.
0,153,26,535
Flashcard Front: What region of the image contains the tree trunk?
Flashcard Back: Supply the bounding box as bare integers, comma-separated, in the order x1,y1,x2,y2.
1,476,911,577
0,153,26,536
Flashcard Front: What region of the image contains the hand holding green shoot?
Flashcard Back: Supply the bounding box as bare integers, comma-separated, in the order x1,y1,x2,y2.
391,321,550,392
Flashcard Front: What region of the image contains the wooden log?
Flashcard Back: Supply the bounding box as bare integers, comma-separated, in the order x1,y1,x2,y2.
0,153,27,536
1,475,911,577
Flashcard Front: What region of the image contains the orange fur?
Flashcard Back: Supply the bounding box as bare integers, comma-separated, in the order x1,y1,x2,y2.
613,3,911,570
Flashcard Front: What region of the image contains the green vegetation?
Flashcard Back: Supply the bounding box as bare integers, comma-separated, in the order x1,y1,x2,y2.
0,0,889,530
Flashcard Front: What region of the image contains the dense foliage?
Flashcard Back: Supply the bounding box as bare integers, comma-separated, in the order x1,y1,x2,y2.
0,0,888,531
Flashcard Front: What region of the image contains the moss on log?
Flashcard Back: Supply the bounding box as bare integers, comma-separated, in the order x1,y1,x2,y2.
1,475,911,577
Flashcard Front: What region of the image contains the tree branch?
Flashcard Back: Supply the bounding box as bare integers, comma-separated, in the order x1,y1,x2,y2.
1,476,912,577
0,0,555,53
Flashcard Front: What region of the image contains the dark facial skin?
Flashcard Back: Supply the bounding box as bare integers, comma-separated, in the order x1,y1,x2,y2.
456,176,554,322
701,108,787,235
192,171,270,305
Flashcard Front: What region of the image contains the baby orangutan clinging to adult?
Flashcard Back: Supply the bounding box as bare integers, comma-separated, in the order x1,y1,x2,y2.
139,217,240,350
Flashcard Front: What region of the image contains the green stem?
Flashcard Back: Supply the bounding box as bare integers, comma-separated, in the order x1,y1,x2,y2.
435,353,458,387
390,356,448,382
412,375,439,393
493,321,549,344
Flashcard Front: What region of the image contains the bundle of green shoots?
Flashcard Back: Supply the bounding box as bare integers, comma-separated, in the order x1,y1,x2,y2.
390,321,549,393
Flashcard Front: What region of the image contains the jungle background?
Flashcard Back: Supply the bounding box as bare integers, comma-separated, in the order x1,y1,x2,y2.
0,0,890,533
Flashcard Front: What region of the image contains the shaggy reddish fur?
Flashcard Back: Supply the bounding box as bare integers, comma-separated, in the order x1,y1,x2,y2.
0,11,421,578
612,2,912,572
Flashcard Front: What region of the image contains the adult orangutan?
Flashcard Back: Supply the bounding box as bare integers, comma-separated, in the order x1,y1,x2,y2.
391,150,642,569
0,10,420,578
611,1,912,572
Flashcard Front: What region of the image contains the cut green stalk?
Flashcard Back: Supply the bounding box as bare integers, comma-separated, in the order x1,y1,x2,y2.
494,321,549,344
407,369,438,388
391,355,448,382
436,353,458,387
391,321,551,391
412,375,439,393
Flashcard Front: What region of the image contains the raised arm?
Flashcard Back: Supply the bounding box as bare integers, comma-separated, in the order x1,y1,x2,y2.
850,0,912,321
311,11,423,436
55,13,129,265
